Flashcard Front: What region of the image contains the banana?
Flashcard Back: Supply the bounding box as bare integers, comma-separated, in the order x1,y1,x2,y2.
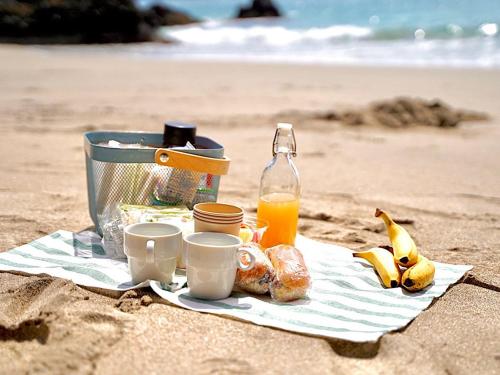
353,247,401,288
375,208,419,267
401,255,435,292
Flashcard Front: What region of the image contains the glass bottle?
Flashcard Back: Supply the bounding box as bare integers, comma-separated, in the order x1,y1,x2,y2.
257,123,300,248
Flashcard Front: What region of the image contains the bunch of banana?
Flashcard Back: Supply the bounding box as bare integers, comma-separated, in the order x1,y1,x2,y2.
352,209,435,292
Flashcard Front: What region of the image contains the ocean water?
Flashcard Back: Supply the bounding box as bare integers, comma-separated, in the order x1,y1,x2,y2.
136,0,500,67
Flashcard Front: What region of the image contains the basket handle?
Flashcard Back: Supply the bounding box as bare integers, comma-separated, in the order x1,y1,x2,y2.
154,149,230,176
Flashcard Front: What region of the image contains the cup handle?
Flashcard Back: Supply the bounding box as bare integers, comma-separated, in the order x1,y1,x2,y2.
236,249,255,271
146,240,155,263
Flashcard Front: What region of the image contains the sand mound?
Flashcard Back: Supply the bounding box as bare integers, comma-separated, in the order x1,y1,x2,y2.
318,97,489,128
0,273,131,374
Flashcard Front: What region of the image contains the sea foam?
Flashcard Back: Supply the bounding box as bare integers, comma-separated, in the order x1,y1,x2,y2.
161,21,373,46
151,19,500,68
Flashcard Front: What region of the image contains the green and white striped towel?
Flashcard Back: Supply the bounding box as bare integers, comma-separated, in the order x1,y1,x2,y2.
0,230,147,290
0,230,471,342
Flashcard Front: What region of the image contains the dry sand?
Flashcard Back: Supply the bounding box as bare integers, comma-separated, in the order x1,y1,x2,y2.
0,44,499,374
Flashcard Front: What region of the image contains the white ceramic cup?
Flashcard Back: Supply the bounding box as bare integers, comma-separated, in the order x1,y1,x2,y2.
124,223,182,284
184,232,256,300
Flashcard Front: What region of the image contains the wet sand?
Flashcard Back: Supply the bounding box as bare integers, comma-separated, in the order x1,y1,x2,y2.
0,45,499,374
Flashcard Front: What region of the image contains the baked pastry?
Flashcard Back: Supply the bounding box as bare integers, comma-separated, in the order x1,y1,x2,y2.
266,245,311,302
235,243,275,294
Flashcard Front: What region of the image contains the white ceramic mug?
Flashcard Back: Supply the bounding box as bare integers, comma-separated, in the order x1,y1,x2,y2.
124,223,182,284
184,232,255,300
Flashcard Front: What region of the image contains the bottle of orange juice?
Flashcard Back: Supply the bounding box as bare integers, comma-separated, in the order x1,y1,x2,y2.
257,123,300,248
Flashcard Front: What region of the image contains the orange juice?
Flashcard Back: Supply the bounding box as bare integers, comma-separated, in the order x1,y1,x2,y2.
257,192,299,248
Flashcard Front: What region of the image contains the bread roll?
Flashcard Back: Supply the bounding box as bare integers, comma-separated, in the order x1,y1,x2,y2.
266,245,311,302
235,243,274,294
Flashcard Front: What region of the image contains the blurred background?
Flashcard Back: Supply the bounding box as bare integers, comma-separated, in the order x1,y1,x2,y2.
1,0,499,67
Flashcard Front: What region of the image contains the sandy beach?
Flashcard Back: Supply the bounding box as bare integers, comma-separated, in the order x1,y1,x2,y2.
0,44,499,374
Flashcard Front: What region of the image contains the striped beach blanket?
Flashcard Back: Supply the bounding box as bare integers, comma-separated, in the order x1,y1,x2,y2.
0,230,471,342
0,230,152,290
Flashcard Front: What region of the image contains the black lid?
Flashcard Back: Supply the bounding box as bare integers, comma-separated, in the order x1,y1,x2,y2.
163,121,197,147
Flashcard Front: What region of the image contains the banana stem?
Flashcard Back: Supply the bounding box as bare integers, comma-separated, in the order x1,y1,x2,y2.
375,208,394,227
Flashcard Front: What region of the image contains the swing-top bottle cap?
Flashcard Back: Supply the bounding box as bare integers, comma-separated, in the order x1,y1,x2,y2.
277,122,293,130
273,122,296,156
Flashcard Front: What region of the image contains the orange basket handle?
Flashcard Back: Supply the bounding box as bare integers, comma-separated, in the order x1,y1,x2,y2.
154,149,230,176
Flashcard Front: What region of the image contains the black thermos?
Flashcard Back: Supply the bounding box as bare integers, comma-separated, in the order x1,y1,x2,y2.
163,121,197,148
